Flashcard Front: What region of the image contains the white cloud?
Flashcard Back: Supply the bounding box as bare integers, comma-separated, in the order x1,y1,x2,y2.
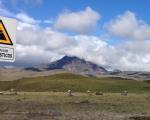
15,12,41,30
16,44,61,66
114,41,150,71
55,7,101,33
15,26,77,66
0,1,40,30
17,22,39,30
13,9,150,71
6,24,150,71
16,12,41,24
107,11,150,40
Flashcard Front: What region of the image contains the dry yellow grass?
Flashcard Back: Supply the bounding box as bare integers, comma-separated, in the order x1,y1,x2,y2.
0,92,150,120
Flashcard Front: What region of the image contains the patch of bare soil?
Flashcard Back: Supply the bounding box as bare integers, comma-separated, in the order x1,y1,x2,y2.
129,116,150,120
0,98,149,120
0,100,62,120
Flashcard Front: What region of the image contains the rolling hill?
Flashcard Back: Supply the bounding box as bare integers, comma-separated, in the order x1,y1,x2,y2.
0,73,150,93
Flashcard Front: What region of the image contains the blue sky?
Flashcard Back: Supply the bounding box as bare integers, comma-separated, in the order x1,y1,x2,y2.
6,0,150,43
3,0,150,28
0,0,150,71
11,1,150,19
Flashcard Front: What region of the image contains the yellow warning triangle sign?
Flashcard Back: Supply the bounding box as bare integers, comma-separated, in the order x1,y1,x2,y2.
0,20,13,45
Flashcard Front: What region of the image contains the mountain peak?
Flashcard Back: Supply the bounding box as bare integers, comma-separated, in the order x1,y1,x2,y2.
45,55,107,75
60,56,86,64
62,56,79,60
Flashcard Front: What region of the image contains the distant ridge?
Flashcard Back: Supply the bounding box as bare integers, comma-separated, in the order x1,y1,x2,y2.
24,67,42,72
5,56,149,81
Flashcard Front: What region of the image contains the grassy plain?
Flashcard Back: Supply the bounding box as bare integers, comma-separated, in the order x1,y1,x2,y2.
0,73,150,120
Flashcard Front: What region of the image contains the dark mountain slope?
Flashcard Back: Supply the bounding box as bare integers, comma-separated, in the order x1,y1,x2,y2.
45,56,107,75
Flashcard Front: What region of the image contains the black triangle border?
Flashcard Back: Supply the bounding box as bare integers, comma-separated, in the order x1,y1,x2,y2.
0,20,13,45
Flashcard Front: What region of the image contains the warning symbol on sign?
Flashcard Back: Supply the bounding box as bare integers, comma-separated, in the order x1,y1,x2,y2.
0,20,13,45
